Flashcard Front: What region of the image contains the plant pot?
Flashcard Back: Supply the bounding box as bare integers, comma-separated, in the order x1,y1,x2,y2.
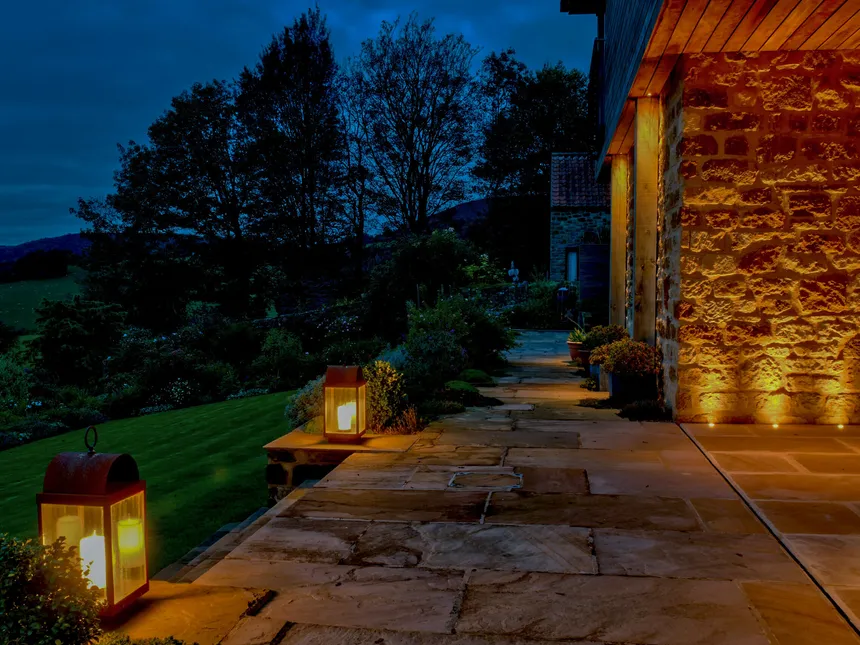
608,373,657,403
589,363,600,381
567,341,583,361
599,365,610,392
579,349,591,367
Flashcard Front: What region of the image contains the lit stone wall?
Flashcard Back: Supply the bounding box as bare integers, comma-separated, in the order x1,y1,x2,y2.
663,50,860,424
626,151,635,335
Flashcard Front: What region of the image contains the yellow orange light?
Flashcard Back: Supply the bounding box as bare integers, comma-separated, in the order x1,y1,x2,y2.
708,422,715,428
80,531,106,588
118,518,145,568
772,423,779,429
337,402,357,431
839,424,845,430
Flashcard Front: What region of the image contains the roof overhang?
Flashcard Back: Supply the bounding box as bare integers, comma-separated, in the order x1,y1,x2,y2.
560,0,605,14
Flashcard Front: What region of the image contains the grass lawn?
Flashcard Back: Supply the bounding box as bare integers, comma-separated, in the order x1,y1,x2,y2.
0,391,291,572
0,267,84,331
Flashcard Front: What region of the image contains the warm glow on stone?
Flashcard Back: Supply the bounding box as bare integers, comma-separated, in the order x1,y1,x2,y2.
708,422,715,428
772,423,779,429
839,424,845,430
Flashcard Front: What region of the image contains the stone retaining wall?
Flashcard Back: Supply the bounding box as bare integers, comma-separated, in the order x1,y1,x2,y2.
549,209,611,281
662,50,860,424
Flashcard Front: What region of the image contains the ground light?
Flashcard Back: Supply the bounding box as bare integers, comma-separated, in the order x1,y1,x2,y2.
36,426,148,617
323,365,367,444
708,422,715,428
839,424,845,430
772,423,779,429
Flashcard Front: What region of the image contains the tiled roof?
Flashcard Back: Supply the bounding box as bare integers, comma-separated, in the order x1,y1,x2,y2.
551,152,609,209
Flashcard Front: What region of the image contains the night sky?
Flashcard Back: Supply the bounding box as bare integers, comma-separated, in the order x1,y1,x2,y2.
0,1,595,246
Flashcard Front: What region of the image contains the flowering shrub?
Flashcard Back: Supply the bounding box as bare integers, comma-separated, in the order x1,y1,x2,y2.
0,534,104,645
284,376,324,431
0,355,30,414
582,325,628,351
589,343,611,366
601,339,660,376
226,388,269,400
365,360,407,431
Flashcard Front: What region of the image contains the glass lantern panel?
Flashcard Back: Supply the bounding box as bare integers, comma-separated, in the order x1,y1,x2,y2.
40,503,107,596
357,383,367,432
325,386,360,434
110,491,146,603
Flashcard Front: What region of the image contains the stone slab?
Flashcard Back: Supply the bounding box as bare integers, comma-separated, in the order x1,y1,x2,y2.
742,581,860,645
505,447,665,471
280,624,606,645
225,518,369,563
222,566,463,635
347,522,596,574
456,571,769,645
756,501,860,535
832,587,860,633
586,468,736,499
515,467,589,494
403,445,505,466
793,454,860,474
485,492,702,531
281,489,488,522
658,449,718,473
316,464,416,489
594,529,805,582
785,535,860,585
196,558,354,589
697,436,852,454
732,473,860,502
102,581,271,645
689,498,767,534
265,430,419,453
404,466,517,491
711,452,802,473
434,430,578,449
576,429,693,451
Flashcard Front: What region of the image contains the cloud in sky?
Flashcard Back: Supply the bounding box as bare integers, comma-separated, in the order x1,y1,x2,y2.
0,0,596,245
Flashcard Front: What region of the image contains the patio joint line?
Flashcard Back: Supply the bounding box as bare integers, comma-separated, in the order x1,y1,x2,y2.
678,424,860,638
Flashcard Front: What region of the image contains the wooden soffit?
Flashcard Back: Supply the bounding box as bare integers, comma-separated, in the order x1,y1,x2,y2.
606,0,860,159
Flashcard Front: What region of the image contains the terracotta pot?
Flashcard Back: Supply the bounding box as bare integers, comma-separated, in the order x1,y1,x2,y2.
567,341,583,361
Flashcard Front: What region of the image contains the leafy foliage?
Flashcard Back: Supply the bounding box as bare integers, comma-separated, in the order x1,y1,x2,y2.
601,339,660,376
30,297,125,388
582,324,628,351
284,376,324,431
0,535,103,645
365,359,407,431
508,282,574,330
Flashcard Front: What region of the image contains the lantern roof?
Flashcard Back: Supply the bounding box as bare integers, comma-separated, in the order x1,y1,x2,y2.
42,452,140,496
325,365,366,386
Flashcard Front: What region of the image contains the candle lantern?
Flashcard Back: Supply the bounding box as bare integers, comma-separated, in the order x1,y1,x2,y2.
323,366,367,443
36,427,148,617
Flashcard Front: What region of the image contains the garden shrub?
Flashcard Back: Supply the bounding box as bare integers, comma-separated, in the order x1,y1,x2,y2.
582,324,628,351
589,343,611,367
205,321,264,370
0,321,19,355
198,362,241,401
364,360,407,431
0,535,103,645
508,281,574,329
0,419,71,451
443,380,482,405
251,329,312,391
457,368,494,386
0,354,30,414
324,338,387,367
404,323,467,397
417,399,466,418
376,345,409,372
284,376,324,431
601,339,660,376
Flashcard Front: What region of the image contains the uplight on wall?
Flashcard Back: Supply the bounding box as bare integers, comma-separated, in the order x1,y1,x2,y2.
36,427,148,617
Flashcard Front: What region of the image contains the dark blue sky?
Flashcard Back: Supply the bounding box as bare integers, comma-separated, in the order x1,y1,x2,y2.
0,1,595,246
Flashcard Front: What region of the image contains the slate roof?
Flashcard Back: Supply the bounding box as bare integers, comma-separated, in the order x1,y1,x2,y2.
551,152,610,209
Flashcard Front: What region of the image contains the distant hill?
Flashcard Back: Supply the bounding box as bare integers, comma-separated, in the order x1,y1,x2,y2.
0,233,89,264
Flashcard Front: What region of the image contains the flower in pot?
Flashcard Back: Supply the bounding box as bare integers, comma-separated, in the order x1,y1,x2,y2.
589,343,612,388
601,339,660,403
581,324,627,370
566,325,586,361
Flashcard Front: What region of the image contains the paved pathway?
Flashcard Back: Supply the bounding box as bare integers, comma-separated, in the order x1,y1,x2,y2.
189,330,860,645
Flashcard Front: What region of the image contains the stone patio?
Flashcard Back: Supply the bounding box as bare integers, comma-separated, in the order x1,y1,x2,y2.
180,331,859,644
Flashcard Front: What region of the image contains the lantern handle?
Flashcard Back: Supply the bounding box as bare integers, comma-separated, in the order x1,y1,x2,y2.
85,425,98,455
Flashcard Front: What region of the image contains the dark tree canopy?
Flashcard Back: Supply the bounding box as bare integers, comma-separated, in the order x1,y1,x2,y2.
352,15,479,233
475,56,592,197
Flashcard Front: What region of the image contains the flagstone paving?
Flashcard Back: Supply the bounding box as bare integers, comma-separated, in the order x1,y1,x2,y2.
192,331,860,644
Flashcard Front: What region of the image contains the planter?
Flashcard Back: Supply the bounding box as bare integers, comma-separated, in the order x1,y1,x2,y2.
608,373,657,403
589,363,600,381
567,341,583,362
579,349,591,368
599,365,610,392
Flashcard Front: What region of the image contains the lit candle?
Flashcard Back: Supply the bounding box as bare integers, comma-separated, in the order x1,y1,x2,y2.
79,531,106,588
55,515,82,549
337,402,356,431
117,518,145,568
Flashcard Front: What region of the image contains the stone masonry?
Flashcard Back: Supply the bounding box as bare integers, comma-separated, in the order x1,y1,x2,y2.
549,210,611,281
660,50,860,424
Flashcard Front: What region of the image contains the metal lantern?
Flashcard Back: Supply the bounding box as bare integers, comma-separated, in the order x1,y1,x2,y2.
36,427,148,617
323,366,367,443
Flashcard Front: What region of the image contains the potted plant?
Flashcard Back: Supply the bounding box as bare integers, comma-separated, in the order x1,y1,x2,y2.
566,325,586,361
581,325,628,374
601,339,659,403
589,343,612,390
